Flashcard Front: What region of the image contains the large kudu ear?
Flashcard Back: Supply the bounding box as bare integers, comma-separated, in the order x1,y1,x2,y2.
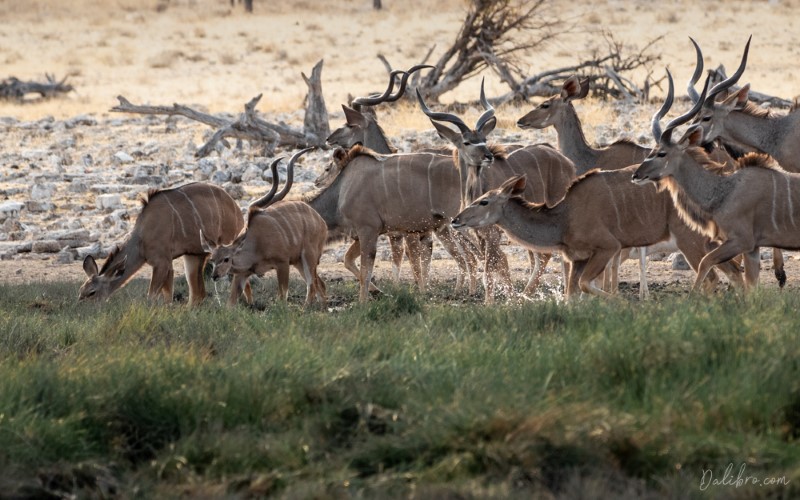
83,255,98,277
200,230,216,253
477,115,496,136
431,120,462,145
332,147,348,166
561,75,588,101
500,174,526,195
678,123,705,146
342,104,368,127
727,83,751,110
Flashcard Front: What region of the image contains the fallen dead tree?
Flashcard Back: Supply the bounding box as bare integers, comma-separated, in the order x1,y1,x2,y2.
0,74,74,102
110,60,330,157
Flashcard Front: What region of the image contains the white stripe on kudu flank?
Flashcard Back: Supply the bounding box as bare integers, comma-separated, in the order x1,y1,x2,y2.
164,194,186,237
178,189,203,231
602,176,623,232
395,159,406,206
786,175,796,229
427,155,435,210
771,176,779,231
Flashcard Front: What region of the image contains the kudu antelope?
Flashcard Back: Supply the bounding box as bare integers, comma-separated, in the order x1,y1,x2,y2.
452,170,743,300
517,75,657,298
633,68,800,293
304,145,479,302
203,148,327,306
686,36,786,287
327,65,442,287
417,82,577,301
79,182,245,305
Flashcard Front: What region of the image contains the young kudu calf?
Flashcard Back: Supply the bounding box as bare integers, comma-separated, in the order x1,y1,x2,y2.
633,69,800,293
80,182,245,305
305,145,478,302
417,82,577,302
203,148,327,307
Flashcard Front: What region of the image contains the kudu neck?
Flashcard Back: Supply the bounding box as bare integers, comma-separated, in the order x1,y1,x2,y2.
726,110,783,160
497,197,564,249
553,104,596,171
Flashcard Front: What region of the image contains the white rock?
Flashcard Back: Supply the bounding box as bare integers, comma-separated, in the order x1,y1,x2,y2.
96,193,123,210
30,183,56,202
0,201,24,221
114,151,134,164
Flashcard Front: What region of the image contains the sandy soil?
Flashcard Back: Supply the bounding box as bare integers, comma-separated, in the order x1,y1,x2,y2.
1,0,799,297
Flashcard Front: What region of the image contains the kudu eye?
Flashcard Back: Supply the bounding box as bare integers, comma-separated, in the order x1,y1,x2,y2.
223,257,230,263
479,199,489,206
657,151,667,158
540,103,550,109
701,116,711,122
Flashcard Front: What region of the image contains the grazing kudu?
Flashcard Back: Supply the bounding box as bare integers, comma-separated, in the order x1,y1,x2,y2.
452,171,743,300
80,183,245,305
327,65,440,286
516,75,656,298
417,82,577,302
304,145,478,302
633,68,800,293
203,148,327,307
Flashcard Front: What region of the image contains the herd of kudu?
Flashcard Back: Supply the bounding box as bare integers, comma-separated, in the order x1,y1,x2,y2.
79,35,800,307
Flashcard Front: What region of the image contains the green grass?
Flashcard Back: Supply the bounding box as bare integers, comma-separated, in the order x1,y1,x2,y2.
0,277,799,498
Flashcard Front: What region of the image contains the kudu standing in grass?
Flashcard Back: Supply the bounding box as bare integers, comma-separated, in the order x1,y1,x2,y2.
633,67,800,293
305,144,478,302
203,148,327,307
417,82,577,302
452,168,744,300
327,65,440,287
79,182,246,305
516,75,656,298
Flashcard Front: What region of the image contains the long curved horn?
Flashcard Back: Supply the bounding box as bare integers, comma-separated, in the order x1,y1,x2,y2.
271,147,315,205
416,88,471,134
687,37,704,103
351,70,405,108
384,64,435,102
652,69,675,143
706,35,751,104
248,156,285,210
662,73,710,144
475,77,496,131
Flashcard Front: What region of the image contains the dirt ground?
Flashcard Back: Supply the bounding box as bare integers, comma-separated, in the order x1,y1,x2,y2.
1,0,800,297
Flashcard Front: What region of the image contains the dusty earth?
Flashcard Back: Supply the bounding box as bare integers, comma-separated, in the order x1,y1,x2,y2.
1,0,799,299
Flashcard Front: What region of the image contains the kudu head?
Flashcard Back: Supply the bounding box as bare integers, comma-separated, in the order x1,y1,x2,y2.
516,75,590,129
248,147,314,212
452,175,527,230
315,147,350,189
632,69,709,185
78,250,128,302
692,36,752,145
201,230,243,280
417,78,497,203
326,65,433,153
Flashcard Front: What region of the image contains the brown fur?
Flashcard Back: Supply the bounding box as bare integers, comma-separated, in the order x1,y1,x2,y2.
657,177,719,240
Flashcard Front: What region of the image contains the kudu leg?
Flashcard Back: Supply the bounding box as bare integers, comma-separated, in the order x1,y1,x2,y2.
435,226,478,295
773,248,786,288
230,274,251,306
638,248,649,301
276,264,291,302
183,254,208,306
743,248,761,292
404,233,427,292
149,264,174,303
389,233,405,282
479,226,513,303
344,239,381,293
691,240,750,293
523,251,550,296
357,231,380,303
577,248,620,298
564,258,584,301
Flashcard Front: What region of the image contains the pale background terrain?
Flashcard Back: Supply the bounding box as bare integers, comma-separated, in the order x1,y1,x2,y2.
1,0,798,294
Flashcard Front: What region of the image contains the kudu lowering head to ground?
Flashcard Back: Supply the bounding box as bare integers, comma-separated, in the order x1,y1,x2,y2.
632,65,798,293
79,182,245,305
203,148,327,307
417,80,576,301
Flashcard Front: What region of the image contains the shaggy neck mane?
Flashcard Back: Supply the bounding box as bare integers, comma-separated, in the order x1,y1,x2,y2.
736,152,781,171
338,144,386,166
453,143,507,165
